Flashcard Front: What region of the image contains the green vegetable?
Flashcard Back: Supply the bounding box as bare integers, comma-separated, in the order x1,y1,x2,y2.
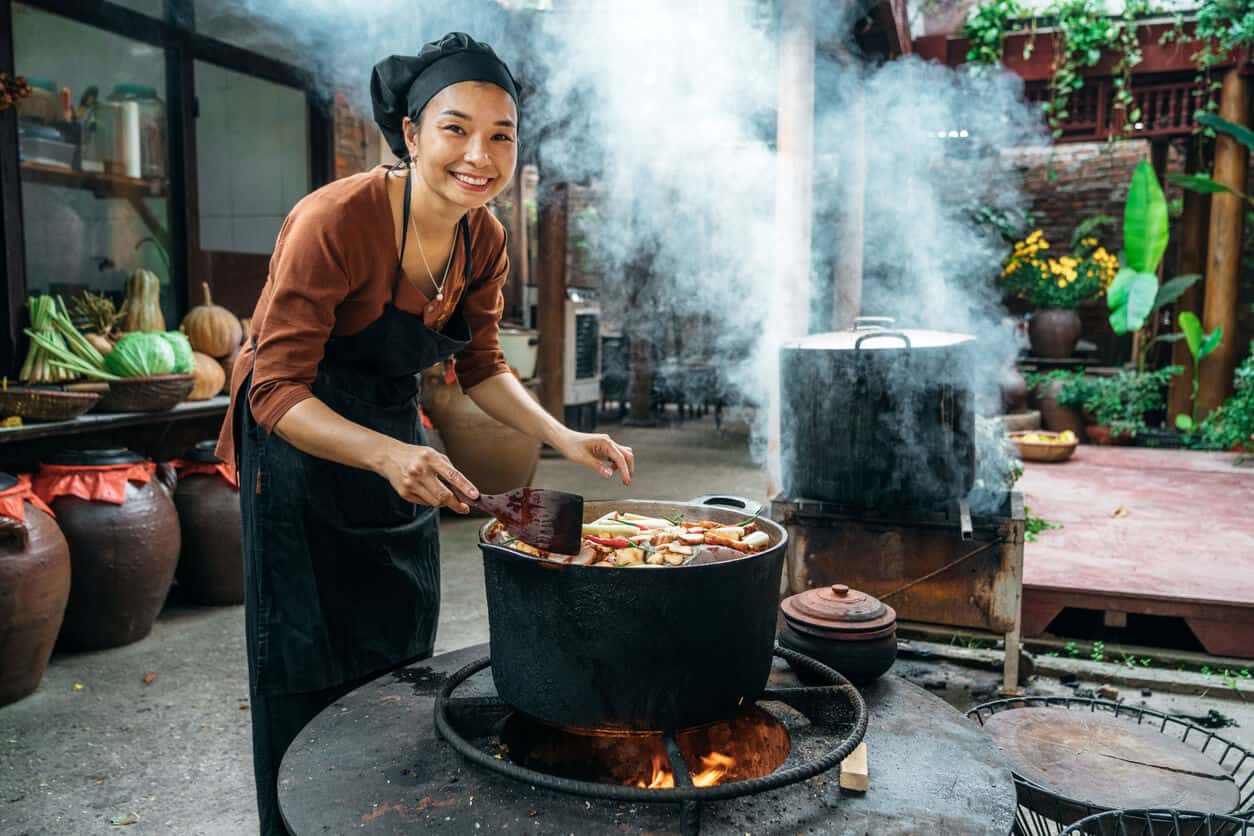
105,332,177,377
158,331,195,374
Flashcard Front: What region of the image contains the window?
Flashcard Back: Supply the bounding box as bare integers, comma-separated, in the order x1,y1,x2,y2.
13,3,176,324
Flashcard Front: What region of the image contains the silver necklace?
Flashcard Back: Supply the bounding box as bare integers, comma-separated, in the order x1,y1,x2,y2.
412,219,457,301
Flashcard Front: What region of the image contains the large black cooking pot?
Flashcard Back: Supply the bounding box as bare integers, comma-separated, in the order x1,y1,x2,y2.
479,496,786,731
780,316,977,510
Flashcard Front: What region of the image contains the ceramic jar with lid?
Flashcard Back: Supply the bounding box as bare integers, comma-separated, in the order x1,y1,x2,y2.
0,472,70,706
172,441,242,605
37,448,180,650
778,583,898,684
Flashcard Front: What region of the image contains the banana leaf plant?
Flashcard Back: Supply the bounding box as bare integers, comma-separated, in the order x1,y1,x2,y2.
1174,312,1224,432
1109,160,1202,371
1169,113,1254,206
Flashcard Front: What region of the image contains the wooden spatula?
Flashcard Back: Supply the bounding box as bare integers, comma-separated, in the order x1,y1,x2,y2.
451,484,585,555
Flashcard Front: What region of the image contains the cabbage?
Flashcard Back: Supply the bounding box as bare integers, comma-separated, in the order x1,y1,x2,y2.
104,332,177,377
158,331,195,374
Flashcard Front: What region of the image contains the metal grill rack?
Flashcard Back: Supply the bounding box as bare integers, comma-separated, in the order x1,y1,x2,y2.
1059,808,1254,835
967,697,1254,836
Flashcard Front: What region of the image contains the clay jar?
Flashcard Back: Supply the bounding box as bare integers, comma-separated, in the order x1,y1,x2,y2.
1027,309,1083,360
172,441,242,605
41,449,180,650
420,366,540,497
778,584,898,684
0,473,71,706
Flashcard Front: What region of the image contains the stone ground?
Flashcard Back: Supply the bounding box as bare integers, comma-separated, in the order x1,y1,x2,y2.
2,410,1252,835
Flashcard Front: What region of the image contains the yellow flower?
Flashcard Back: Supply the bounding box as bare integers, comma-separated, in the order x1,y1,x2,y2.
1057,279,1066,287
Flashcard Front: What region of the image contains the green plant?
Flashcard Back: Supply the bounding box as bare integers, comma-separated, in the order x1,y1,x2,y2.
1090,640,1106,662
1173,312,1224,432
1108,161,1202,371
1197,341,1254,451
1082,366,1181,437
964,0,1026,66
1171,113,1254,205
1064,640,1080,657
1025,369,1102,409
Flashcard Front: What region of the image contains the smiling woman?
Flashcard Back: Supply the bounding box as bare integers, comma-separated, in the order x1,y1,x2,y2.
215,32,636,836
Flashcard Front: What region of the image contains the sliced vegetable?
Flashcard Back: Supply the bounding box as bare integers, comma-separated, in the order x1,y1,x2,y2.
585,535,631,548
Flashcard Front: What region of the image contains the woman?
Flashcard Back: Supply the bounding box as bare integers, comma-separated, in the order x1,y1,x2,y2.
216,33,635,835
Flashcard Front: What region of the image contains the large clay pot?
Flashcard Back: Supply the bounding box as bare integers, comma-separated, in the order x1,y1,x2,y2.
173,441,242,605
43,450,181,650
1000,364,1029,414
1036,378,1087,437
0,474,71,706
1027,309,1083,359
421,367,541,497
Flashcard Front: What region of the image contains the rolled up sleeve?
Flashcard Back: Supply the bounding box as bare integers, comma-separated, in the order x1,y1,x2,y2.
247,203,352,432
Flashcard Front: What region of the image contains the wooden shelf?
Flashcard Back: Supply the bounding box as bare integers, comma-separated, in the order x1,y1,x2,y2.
20,161,167,199
0,395,227,445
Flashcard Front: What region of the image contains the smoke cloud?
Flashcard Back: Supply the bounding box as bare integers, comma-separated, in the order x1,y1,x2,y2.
198,0,1045,508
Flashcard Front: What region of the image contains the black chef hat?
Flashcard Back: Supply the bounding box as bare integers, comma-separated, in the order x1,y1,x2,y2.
371,32,519,160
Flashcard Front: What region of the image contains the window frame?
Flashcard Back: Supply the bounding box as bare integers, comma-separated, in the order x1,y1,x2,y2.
0,0,333,373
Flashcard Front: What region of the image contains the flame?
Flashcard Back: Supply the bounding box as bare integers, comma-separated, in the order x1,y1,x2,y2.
692,752,735,787
632,751,735,789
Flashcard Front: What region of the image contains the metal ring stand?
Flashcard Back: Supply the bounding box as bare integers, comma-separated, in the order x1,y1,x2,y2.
967,697,1254,836
1059,808,1254,835
434,645,868,836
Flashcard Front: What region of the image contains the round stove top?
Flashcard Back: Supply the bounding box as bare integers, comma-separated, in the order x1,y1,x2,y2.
277,644,1016,835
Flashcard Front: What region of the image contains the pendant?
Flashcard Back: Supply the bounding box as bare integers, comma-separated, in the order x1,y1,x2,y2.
436,292,444,301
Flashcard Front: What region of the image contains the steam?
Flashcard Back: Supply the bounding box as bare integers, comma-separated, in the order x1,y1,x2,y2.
198,0,1045,508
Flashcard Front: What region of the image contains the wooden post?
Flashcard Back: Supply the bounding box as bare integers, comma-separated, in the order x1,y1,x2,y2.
537,181,568,421
832,85,866,330
1198,67,1250,415
769,0,816,494
1167,138,1211,422
505,170,530,323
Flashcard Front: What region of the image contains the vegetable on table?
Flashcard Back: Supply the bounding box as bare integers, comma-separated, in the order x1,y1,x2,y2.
122,269,166,332
181,282,242,358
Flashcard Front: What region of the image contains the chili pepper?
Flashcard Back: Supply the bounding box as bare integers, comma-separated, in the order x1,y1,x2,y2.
585,535,632,548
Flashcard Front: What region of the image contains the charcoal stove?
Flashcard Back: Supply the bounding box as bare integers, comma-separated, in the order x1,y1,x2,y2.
278,643,1018,835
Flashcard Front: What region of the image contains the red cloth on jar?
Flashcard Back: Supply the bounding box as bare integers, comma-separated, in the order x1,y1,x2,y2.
33,462,156,506
169,459,238,490
0,474,55,522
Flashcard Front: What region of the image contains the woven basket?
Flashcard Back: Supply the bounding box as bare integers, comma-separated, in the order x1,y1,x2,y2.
1011,431,1078,463
96,374,196,413
0,387,103,422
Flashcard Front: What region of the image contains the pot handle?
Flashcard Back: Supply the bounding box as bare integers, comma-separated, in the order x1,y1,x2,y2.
854,330,912,351
853,316,895,330
688,495,762,517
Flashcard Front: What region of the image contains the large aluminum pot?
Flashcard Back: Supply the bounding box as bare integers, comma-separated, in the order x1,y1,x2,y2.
779,316,977,510
479,496,786,731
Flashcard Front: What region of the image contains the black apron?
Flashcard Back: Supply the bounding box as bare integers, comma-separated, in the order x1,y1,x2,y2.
237,172,473,695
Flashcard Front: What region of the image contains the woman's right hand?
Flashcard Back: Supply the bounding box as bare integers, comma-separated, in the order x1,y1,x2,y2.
377,440,479,513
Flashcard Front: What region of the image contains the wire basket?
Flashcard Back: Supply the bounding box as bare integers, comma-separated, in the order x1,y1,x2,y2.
96,375,195,413
967,698,1254,836
0,386,103,422
1059,809,1254,835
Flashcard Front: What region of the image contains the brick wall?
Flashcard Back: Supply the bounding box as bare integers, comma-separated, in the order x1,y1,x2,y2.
333,91,370,179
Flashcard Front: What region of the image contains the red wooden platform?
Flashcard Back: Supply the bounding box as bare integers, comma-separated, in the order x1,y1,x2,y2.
1017,446,1254,658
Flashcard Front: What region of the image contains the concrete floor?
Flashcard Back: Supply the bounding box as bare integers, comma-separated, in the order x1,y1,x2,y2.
3,413,1252,835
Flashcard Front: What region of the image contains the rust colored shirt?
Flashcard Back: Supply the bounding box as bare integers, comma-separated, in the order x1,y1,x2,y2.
216,166,511,464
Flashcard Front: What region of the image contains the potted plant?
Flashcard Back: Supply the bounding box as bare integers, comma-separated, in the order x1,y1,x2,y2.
1172,312,1224,435
1025,369,1092,436
1192,341,1254,454
1080,366,1180,445
1000,230,1119,358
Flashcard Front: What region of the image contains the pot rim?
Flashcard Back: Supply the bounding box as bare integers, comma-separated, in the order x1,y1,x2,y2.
477,498,787,571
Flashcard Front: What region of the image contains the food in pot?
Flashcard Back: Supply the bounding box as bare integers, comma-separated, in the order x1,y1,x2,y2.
485,510,771,567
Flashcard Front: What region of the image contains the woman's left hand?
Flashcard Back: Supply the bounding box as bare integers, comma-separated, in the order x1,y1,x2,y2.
555,430,635,486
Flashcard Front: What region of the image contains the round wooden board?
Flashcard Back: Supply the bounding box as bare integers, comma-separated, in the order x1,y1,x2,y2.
983,707,1239,813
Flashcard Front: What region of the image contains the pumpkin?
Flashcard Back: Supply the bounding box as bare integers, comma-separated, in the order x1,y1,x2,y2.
122,269,165,332
181,282,242,358
220,344,241,394
189,352,225,401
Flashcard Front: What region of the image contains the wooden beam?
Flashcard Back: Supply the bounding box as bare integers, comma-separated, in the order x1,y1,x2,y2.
505,169,530,323
769,0,816,493
537,181,568,421
0,0,27,377
1167,138,1211,422
1198,68,1250,415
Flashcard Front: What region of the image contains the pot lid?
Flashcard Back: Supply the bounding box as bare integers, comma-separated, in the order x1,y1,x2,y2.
782,317,975,352
781,584,897,633
45,448,145,467
181,440,223,464
0,472,16,492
